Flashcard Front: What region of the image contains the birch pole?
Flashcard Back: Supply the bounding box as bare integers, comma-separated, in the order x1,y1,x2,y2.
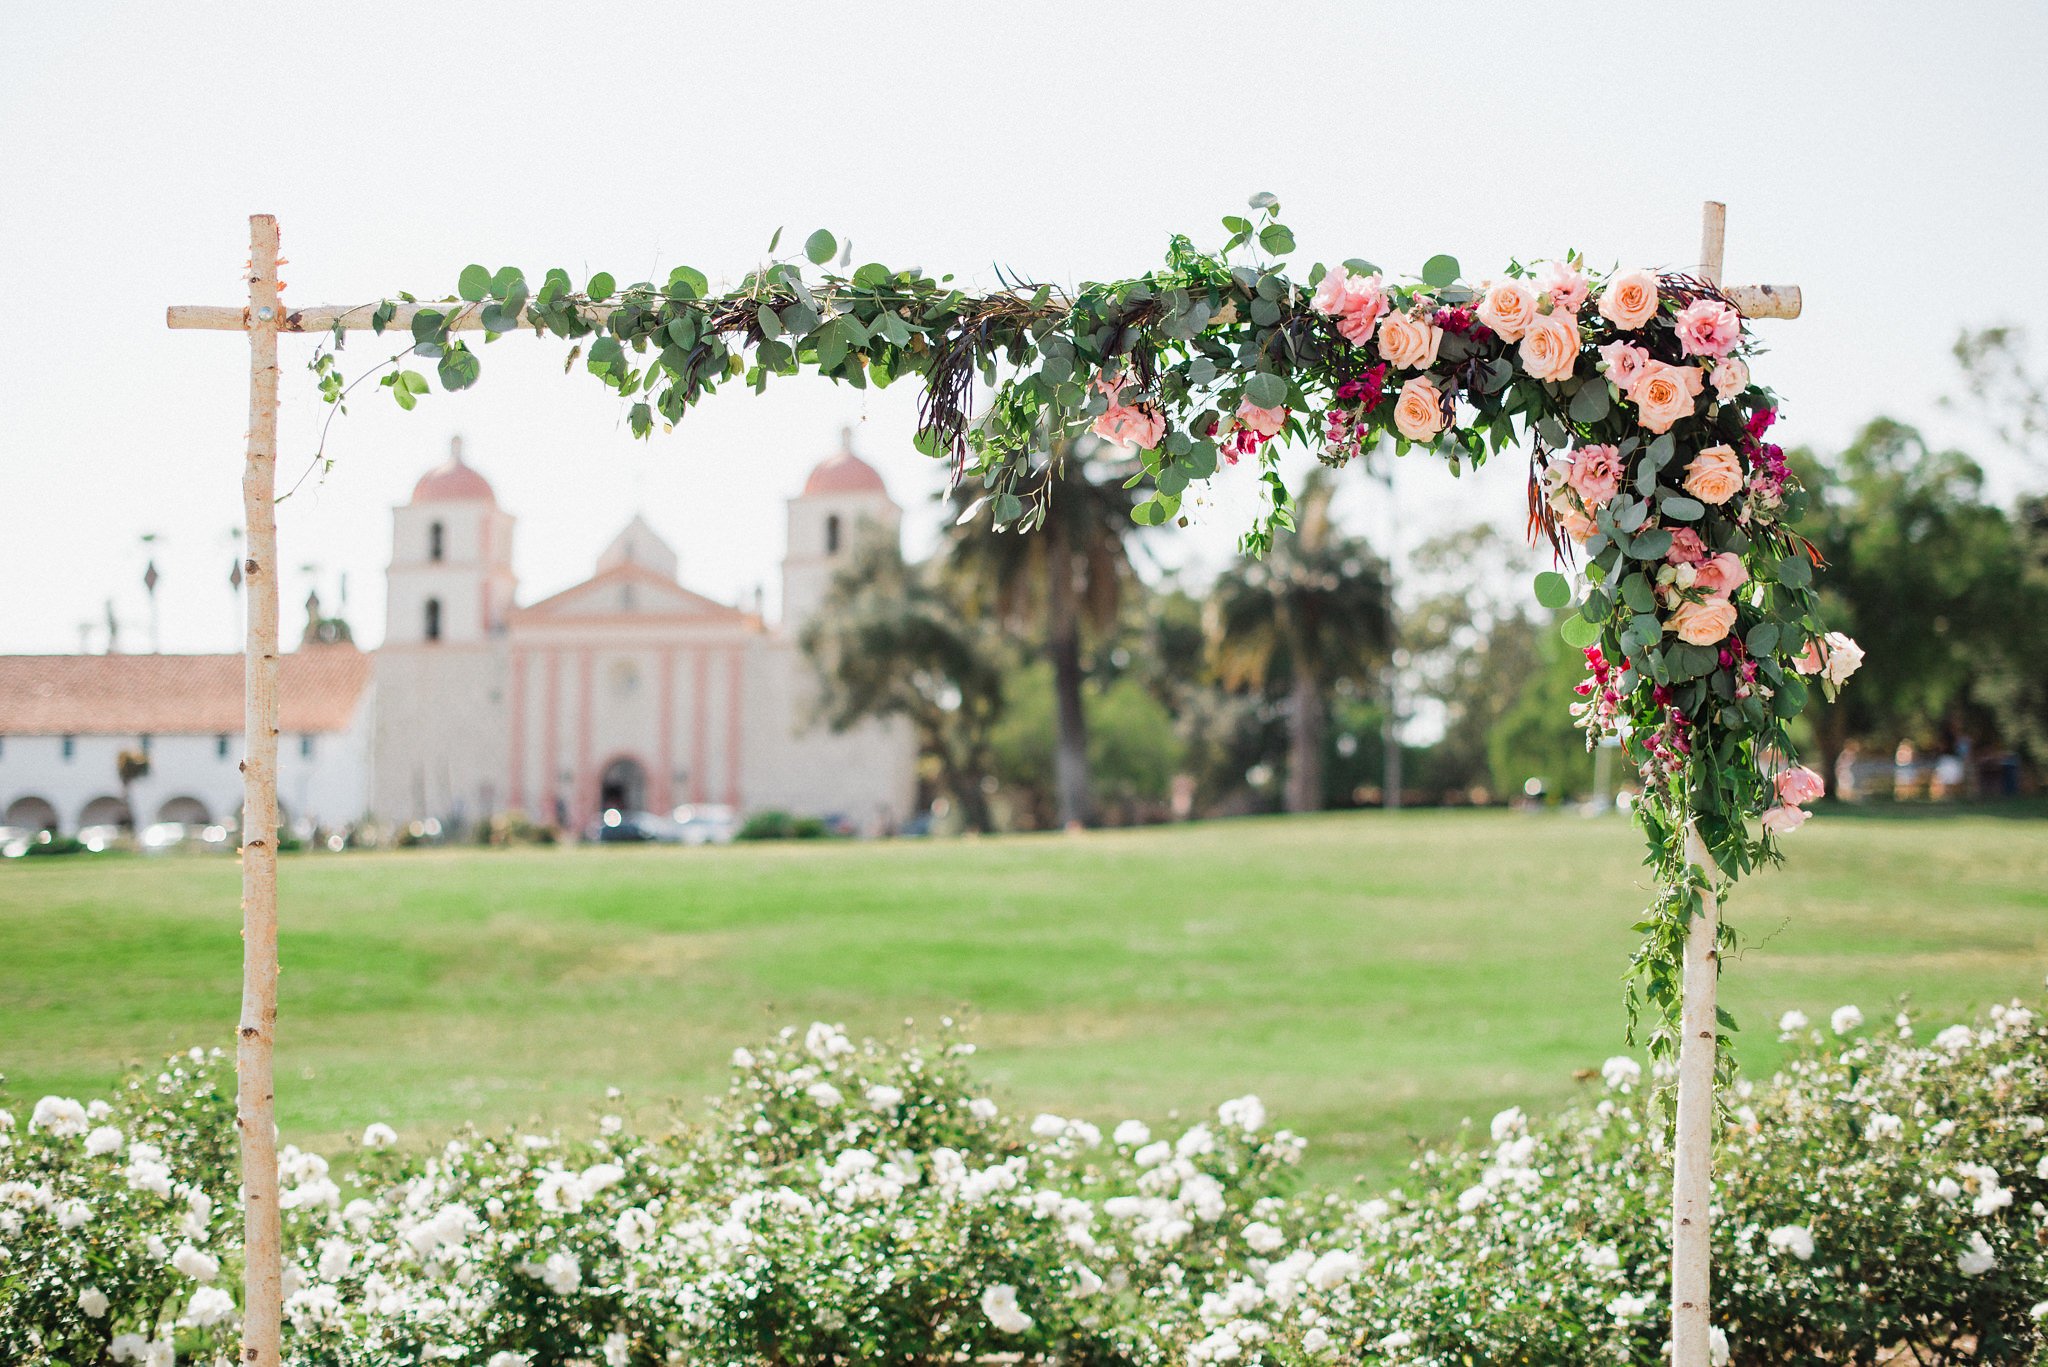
1669,199,1730,1367
238,213,286,1367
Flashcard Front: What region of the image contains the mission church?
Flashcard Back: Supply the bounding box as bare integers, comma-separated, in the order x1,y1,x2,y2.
0,434,918,839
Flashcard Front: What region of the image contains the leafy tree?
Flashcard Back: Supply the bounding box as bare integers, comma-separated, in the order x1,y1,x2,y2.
1206,473,1395,812
946,442,1139,829
987,662,1184,827
1794,419,2031,783
799,531,1005,833
1487,616,1598,802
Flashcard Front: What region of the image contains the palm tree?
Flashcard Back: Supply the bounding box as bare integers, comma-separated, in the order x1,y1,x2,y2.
800,530,1006,833
945,440,1138,829
1207,473,1395,813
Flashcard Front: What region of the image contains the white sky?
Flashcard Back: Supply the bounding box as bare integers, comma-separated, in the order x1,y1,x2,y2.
3,1,2044,655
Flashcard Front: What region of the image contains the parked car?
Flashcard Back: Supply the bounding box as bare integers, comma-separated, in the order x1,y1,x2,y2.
671,803,739,846
139,822,234,853
76,824,125,853
585,809,685,844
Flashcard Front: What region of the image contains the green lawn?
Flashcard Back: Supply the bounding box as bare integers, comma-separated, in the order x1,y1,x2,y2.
2,808,2042,1186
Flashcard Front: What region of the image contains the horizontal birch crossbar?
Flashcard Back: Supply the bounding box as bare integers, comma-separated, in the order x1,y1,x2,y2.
163,281,1803,336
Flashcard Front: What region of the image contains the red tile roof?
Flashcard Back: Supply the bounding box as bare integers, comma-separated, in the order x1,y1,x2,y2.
0,645,371,736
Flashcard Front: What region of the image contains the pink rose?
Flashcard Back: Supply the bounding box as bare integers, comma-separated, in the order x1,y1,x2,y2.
1377,310,1444,371
1682,443,1744,505
1666,594,1737,646
1819,631,1864,687
1710,355,1750,402
1599,341,1651,391
1760,804,1811,835
1665,527,1708,565
1566,444,1622,508
1537,259,1589,314
1792,638,1826,675
1234,400,1287,439
1477,278,1539,342
1628,360,1706,434
1597,269,1660,330
1517,310,1581,383
1092,402,1165,451
1692,551,1748,594
1393,376,1446,442
1775,765,1825,807
1311,267,1352,317
1674,299,1742,359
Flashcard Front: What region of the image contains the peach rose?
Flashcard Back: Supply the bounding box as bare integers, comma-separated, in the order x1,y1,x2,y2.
1691,551,1748,594
1557,504,1599,542
1760,804,1811,835
1775,765,1825,806
1666,594,1737,645
1393,376,1446,442
1599,340,1650,391
1477,278,1539,342
1377,310,1443,371
1628,360,1706,434
1566,444,1622,508
1597,268,1660,330
1710,355,1750,402
1518,310,1580,383
1682,443,1744,504
1234,400,1287,439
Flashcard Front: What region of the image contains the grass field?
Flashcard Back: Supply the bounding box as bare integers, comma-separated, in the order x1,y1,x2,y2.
2,808,2043,1185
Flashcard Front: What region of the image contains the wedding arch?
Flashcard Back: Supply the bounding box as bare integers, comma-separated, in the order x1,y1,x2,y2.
169,199,1834,1367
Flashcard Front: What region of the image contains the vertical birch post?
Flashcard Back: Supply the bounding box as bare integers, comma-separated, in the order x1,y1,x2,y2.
238,213,286,1367
1668,200,1729,1367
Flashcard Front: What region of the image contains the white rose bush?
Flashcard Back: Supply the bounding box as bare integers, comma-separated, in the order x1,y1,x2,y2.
8,1002,2048,1365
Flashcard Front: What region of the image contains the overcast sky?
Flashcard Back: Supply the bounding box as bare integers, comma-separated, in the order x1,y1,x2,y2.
3,2,2044,654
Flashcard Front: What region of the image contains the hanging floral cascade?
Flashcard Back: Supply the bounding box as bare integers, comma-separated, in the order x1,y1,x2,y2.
318,194,1860,1057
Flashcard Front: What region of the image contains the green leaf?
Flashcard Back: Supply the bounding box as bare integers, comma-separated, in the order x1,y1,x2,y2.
1621,573,1657,614
458,264,491,303
587,272,615,302
1421,254,1461,288
1659,494,1706,522
628,402,653,438
1249,296,1282,327
1630,528,1674,560
1532,571,1572,610
804,229,837,265
1745,622,1781,656
1247,191,1279,210
667,265,708,299
992,492,1024,525
1775,555,1813,588
1258,224,1296,256
1221,215,1252,235
436,347,481,391
1568,382,1610,422
1244,372,1288,409
1560,615,1602,649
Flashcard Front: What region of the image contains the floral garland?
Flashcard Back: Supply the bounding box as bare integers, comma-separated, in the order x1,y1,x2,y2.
320,196,1860,1058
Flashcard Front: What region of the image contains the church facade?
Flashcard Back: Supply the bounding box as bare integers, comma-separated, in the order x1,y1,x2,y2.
0,436,918,840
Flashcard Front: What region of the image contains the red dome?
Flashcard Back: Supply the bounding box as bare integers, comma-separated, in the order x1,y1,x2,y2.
411,442,496,505
803,449,888,497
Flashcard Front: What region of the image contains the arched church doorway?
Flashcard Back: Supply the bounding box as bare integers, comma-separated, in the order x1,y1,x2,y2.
598,757,648,815
4,795,58,834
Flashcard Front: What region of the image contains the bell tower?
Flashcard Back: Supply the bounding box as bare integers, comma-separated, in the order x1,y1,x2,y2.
782,428,900,628
386,435,516,646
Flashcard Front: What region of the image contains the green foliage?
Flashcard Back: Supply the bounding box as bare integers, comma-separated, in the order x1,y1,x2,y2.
987,663,1183,826
736,810,828,841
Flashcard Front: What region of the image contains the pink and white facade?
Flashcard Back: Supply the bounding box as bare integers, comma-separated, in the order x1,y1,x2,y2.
369,437,917,834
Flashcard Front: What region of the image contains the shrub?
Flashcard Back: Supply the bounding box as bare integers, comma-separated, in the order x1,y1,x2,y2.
6,1002,2047,1364
736,810,829,841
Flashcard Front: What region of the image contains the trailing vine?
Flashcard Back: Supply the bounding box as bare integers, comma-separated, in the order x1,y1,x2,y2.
306,193,1861,1064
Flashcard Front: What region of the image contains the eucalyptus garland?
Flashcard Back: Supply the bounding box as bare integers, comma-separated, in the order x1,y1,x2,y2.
312,193,1861,1062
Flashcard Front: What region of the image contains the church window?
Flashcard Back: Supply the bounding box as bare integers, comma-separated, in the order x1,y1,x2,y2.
140,734,151,757
62,735,75,760
424,598,442,641
217,734,230,758
300,735,315,759
429,521,445,562
826,513,842,554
